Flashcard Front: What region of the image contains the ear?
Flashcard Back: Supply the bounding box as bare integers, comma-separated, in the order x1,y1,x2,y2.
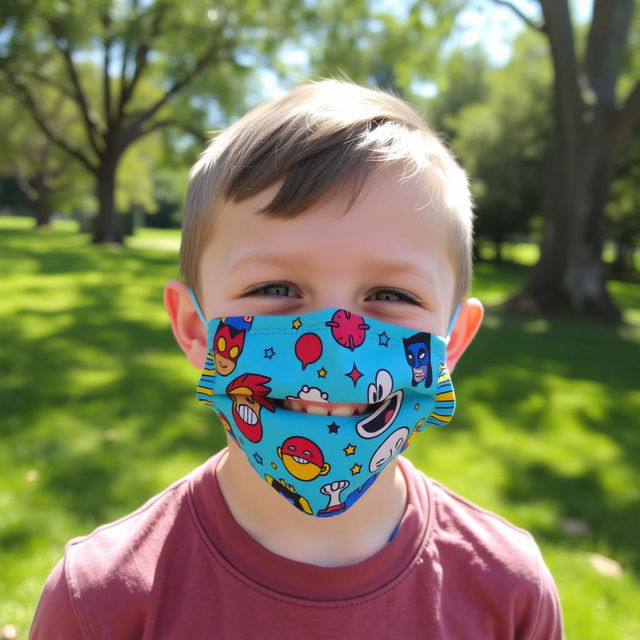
163,279,208,370
446,297,483,372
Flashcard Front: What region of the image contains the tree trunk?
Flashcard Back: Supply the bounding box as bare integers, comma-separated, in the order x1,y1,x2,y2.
507,112,621,322
494,238,503,263
503,0,640,323
506,81,623,323
92,154,123,244
32,192,53,228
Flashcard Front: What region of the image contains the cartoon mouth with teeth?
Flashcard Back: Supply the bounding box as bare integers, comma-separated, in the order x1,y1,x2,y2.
278,436,330,481
226,373,275,443
356,369,403,439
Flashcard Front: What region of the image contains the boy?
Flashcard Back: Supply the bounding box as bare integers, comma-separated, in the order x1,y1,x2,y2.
31,81,562,638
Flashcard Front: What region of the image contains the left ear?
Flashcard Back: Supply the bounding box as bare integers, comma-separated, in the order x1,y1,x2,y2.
446,297,483,372
163,278,208,370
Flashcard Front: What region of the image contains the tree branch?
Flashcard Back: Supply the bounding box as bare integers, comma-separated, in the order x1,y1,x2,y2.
538,0,583,118
47,18,103,155
138,118,178,136
612,80,640,145
121,41,222,148
18,68,77,101
103,35,113,124
7,74,98,174
489,0,546,32
11,160,38,201
585,0,634,106
116,2,169,120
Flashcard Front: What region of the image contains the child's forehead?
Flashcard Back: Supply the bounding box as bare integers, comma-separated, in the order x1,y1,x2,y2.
202,167,456,286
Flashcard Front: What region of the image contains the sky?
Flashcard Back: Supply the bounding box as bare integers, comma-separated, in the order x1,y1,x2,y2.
455,0,592,66
260,0,594,99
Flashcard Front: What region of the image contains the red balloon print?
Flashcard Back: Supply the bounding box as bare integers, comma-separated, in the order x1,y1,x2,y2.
325,310,370,351
295,333,323,369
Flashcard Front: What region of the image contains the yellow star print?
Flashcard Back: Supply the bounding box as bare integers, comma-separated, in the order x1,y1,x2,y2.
350,463,362,475
292,317,302,330
343,444,356,456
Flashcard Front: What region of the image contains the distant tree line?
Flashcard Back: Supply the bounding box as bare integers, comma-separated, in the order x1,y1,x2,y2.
0,0,638,321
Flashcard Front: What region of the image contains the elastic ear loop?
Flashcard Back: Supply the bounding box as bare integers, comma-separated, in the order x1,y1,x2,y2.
188,288,207,325
445,303,461,341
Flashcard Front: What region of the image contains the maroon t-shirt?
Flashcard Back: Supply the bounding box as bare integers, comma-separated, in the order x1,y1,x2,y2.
30,452,562,639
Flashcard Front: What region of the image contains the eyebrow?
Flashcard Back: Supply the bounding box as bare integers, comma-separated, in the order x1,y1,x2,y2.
230,252,437,287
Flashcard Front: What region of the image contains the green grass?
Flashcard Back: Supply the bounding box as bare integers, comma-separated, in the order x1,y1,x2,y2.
1,216,639,639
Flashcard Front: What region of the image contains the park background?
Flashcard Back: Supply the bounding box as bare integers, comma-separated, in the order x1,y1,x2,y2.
1,0,639,638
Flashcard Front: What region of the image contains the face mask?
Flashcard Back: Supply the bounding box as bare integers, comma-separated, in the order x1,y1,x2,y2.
190,291,458,517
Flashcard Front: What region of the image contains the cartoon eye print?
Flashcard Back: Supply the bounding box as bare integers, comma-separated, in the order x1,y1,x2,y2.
402,332,432,388
226,373,275,443
213,323,248,376
367,369,393,404
368,427,410,472
356,369,403,439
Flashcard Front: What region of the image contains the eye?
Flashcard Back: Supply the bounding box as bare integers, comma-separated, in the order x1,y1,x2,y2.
375,370,393,398
245,282,299,298
229,346,239,358
217,337,226,352
366,288,420,304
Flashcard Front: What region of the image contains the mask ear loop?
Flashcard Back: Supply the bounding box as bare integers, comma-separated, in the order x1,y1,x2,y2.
445,303,461,341
188,287,208,325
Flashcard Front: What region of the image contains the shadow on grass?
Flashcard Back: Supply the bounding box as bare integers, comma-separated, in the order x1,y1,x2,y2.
2,223,639,573
452,310,640,572
1,226,225,531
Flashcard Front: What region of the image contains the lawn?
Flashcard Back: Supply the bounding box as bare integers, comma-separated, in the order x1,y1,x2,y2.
1,216,639,639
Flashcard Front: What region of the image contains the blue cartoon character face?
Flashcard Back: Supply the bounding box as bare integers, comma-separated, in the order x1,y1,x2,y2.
403,332,432,388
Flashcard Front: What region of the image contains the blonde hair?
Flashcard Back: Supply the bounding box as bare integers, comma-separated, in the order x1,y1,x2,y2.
182,80,473,305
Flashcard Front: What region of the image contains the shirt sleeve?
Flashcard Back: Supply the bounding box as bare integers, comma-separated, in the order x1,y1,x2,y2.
529,558,563,640
30,558,87,640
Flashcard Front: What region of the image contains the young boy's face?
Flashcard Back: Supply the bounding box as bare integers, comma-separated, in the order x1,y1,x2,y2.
198,167,458,340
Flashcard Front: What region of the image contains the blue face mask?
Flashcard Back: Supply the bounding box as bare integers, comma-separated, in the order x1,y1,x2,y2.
191,291,458,517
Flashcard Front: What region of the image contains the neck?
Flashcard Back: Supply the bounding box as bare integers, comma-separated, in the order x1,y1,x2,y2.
216,440,407,567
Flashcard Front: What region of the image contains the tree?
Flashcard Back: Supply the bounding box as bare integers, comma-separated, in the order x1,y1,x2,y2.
0,83,92,227
491,0,640,321
425,44,490,140
0,0,297,243
607,124,640,278
448,33,552,261
276,0,464,96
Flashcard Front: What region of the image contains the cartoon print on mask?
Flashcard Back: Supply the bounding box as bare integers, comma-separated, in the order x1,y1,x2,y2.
317,480,350,516
218,410,237,442
285,385,329,411
189,290,457,518
424,363,456,426
294,333,323,370
213,321,249,376
196,352,217,405
317,474,380,517
278,436,331,481
368,427,410,473
325,309,370,351
356,369,403,439
265,475,313,514
226,373,275,443
403,332,432,388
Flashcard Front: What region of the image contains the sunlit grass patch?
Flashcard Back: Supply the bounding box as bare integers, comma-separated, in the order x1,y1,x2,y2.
1,216,639,639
